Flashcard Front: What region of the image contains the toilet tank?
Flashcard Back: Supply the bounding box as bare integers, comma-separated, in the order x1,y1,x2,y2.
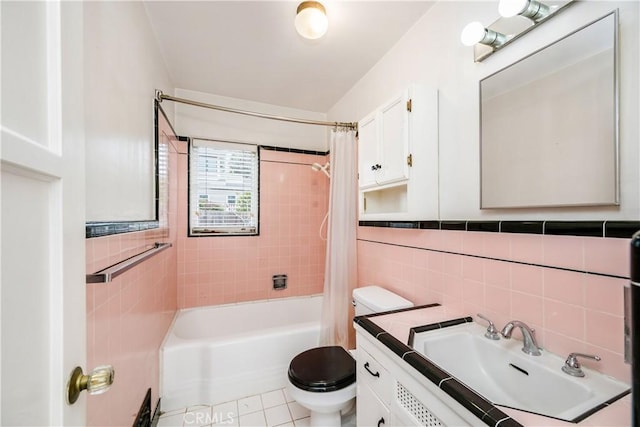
352,286,414,316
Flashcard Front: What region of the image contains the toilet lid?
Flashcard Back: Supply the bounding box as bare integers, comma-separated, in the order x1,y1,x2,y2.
288,346,356,392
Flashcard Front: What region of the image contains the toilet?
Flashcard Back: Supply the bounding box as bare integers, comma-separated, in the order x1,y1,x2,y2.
287,286,413,427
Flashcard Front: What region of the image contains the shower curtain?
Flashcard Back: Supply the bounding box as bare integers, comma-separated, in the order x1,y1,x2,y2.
319,128,358,349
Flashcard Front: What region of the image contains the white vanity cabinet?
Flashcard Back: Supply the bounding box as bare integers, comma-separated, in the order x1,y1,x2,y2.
356,345,392,427
357,85,439,221
355,329,482,427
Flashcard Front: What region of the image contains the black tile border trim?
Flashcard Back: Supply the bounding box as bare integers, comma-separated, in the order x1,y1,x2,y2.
501,221,544,234
403,352,451,385
259,145,329,156
468,221,500,233
419,221,440,229
359,220,640,239
607,222,640,239
86,220,159,238
569,390,631,423
407,316,473,347
544,221,604,237
440,221,467,231
353,316,387,338
356,306,631,426
354,310,521,427
378,333,414,359
495,387,631,425
364,303,440,318
440,380,500,424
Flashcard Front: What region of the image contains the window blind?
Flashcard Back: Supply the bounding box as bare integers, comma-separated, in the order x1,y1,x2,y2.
189,139,258,235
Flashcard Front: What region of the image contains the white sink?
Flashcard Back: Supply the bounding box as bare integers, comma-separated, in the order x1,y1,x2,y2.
411,322,630,421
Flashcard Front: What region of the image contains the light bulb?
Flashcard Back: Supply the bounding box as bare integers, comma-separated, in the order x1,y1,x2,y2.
460,22,487,46
498,0,529,18
460,22,507,48
498,0,550,22
295,2,328,40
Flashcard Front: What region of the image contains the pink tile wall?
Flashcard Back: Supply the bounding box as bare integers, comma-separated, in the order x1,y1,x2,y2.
85,112,178,426
357,226,631,382
176,148,329,308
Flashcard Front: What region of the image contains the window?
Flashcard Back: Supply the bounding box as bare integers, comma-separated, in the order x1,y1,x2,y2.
189,139,259,236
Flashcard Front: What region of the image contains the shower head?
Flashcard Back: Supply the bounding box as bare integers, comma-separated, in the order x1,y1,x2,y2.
311,162,330,178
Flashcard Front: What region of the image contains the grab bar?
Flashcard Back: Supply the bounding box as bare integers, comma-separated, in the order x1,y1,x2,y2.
86,242,172,283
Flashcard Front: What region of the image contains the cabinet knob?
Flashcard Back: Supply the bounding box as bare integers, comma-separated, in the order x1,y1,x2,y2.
371,164,382,171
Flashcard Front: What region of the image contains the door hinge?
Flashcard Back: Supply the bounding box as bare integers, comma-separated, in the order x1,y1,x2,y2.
406,99,412,112
407,153,413,167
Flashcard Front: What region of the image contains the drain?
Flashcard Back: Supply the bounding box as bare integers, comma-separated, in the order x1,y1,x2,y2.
509,363,529,376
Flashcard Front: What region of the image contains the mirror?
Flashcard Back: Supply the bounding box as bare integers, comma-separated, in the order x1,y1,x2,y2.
480,11,618,209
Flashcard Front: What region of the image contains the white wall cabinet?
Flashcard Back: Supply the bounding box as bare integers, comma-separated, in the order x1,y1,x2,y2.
358,85,439,220
358,92,410,189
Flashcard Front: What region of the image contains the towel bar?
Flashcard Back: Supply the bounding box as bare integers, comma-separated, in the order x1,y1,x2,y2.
86,242,172,283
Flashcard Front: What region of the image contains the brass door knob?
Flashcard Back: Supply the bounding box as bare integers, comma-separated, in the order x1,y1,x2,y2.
66,365,115,405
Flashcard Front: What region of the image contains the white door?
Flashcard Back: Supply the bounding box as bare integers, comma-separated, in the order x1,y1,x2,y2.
1,1,86,425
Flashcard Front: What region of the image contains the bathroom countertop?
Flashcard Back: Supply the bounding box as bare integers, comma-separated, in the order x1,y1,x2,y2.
363,305,632,427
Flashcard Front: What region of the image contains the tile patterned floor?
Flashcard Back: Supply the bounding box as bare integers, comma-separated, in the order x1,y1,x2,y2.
157,388,311,427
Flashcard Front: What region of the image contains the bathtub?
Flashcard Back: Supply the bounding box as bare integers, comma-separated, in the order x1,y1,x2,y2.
161,295,322,410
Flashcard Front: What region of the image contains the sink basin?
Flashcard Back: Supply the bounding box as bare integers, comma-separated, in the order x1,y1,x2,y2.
411,322,630,421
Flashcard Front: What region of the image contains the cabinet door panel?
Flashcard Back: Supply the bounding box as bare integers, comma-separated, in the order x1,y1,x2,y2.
356,383,390,427
379,93,409,184
358,348,392,406
358,113,379,189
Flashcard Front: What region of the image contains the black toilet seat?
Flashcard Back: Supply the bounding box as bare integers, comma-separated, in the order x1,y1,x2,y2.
288,346,356,392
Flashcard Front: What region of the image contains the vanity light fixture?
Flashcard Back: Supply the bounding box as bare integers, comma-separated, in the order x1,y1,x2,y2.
295,1,328,40
462,0,573,62
498,0,551,22
460,22,507,48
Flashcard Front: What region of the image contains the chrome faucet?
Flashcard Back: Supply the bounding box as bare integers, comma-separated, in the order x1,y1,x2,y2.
500,320,542,356
476,313,500,340
562,352,601,377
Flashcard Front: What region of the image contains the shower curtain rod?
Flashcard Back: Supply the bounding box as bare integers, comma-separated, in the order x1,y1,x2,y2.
155,90,358,131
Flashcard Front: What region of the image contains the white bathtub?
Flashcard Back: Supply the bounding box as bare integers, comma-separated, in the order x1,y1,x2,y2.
161,295,322,410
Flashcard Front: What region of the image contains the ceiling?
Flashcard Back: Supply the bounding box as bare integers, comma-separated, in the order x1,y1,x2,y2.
143,1,435,113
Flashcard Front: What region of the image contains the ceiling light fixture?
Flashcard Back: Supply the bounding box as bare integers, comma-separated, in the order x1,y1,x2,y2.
295,1,328,40
460,22,507,48
498,0,551,22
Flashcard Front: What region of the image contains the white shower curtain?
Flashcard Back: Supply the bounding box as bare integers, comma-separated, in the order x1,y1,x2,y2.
319,129,358,349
